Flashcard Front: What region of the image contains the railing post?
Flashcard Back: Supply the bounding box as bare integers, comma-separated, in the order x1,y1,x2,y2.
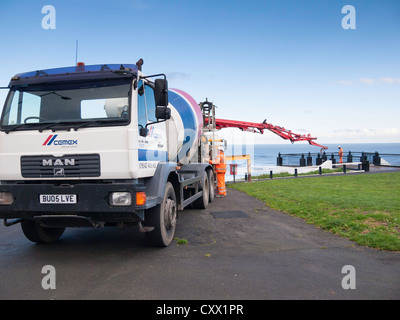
347,151,353,163
316,153,322,165
360,152,367,162
362,160,370,172
277,153,283,166
373,152,381,165
331,153,336,164
307,152,312,166
300,154,306,167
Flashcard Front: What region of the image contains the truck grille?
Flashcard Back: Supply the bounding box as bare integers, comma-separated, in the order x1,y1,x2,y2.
21,154,101,178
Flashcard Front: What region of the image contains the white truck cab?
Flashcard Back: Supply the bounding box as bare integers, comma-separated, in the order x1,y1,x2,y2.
0,61,213,247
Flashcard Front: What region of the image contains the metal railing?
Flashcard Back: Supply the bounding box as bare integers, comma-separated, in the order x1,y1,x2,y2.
277,151,400,167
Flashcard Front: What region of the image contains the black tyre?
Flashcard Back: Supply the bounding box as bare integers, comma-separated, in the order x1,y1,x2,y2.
208,169,215,203
21,220,65,244
145,182,177,247
193,171,209,209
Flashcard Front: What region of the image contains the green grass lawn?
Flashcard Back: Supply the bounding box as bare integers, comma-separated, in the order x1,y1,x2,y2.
228,172,400,251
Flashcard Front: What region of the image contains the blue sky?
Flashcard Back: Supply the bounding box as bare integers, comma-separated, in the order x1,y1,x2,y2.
0,0,399,145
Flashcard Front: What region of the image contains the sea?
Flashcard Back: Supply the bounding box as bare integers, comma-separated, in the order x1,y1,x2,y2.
225,143,400,181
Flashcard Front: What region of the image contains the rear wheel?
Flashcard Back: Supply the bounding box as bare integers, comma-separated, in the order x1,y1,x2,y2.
21,220,65,244
193,171,209,209
208,169,215,203
145,182,177,247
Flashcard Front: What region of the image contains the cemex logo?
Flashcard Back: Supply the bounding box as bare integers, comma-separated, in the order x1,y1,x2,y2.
42,135,78,146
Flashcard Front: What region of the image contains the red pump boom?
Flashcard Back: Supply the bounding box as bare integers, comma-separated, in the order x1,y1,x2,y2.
211,118,328,150
200,99,328,150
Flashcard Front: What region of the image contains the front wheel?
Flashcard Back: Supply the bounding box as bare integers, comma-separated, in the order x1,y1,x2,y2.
145,182,177,247
21,220,65,244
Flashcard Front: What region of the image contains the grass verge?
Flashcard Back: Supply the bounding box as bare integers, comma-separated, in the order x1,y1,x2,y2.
228,172,400,251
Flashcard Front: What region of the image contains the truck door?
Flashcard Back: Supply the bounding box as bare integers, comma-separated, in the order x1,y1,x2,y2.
137,79,167,174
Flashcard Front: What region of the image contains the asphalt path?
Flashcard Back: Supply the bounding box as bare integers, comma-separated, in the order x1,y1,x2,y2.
0,188,399,300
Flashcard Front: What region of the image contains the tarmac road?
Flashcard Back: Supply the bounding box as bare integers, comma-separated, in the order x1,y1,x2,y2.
0,188,399,300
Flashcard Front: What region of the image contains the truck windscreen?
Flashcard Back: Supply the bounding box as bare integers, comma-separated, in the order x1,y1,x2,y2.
1,79,132,132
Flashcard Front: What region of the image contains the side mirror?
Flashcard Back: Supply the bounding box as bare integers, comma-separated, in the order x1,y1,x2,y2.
155,106,171,120
154,79,168,107
139,127,149,137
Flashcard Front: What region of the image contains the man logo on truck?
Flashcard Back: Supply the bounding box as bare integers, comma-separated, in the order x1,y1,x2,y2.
43,134,78,146
42,159,76,166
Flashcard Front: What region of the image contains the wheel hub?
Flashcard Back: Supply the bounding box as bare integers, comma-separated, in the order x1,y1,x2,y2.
164,198,176,230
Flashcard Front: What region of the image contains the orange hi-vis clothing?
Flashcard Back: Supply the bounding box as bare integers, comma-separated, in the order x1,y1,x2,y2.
209,151,227,196
338,147,344,163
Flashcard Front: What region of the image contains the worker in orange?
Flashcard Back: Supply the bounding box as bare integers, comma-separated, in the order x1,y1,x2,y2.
209,146,227,197
338,146,344,163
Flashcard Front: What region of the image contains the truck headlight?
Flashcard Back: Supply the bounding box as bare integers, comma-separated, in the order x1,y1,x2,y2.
0,192,14,205
109,192,132,206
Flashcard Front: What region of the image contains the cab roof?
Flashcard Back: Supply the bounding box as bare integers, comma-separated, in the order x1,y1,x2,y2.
9,63,138,87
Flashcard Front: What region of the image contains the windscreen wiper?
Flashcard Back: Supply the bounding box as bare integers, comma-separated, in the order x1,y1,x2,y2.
38,122,74,132
3,119,128,133
3,124,28,134
2,122,73,133
72,121,94,131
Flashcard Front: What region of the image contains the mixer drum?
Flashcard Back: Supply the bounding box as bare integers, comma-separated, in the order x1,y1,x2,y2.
166,89,203,165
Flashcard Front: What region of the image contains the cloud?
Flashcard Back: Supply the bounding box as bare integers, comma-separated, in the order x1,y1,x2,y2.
358,78,375,85
320,128,400,143
333,129,361,134
379,77,400,84
335,80,353,85
335,77,400,85
339,128,399,136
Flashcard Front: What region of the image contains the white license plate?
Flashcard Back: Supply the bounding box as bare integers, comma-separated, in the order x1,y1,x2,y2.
39,194,77,204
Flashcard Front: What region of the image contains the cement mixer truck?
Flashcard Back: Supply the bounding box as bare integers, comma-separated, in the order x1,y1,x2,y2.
0,60,215,247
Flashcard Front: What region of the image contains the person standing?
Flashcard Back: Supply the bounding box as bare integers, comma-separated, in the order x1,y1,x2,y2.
338,146,344,164
209,146,227,197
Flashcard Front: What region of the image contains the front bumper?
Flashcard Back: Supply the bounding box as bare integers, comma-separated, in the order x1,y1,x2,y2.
0,180,146,222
